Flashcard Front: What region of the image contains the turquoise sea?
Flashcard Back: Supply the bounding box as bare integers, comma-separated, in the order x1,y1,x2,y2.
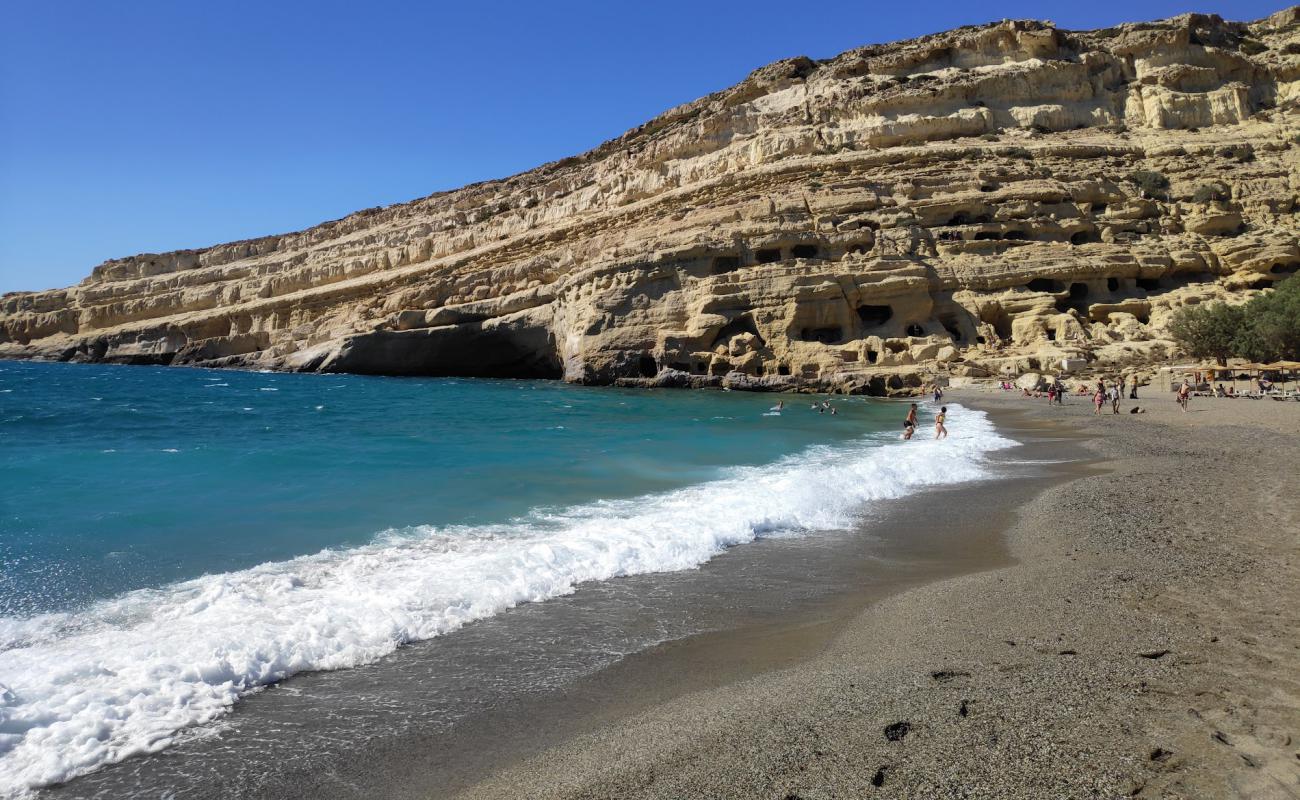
0,361,1010,796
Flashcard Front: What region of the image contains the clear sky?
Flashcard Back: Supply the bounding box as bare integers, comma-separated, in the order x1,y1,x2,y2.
0,0,1286,293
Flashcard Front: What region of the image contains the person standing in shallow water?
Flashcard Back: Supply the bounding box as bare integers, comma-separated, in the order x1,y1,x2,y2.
934,406,948,439
903,403,918,440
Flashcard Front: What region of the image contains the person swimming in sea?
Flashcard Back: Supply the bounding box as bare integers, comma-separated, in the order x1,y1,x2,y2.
770,400,784,412
934,406,948,439
902,403,918,440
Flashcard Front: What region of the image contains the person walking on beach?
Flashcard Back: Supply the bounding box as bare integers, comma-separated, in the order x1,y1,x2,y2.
1093,386,1105,415
934,406,948,439
1177,380,1191,412
903,403,918,439
1109,383,1121,414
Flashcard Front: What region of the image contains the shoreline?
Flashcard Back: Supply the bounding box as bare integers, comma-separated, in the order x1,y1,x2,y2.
367,405,1087,800
35,396,1036,800
448,389,1300,799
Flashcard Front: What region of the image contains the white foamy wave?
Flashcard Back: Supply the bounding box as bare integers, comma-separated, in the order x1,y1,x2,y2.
0,405,1011,795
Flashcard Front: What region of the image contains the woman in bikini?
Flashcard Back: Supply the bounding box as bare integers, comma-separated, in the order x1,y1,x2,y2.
934,406,948,439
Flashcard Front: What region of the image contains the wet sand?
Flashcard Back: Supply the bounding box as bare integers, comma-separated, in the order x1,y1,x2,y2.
369,407,1085,799
452,390,1300,799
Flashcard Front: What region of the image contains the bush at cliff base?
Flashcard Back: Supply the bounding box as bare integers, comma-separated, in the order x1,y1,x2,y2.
1169,274,1300,364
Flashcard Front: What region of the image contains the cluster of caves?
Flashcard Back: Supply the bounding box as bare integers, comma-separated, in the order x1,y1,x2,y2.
641,262,1297,380
707,240,873,276
930,208,1111,246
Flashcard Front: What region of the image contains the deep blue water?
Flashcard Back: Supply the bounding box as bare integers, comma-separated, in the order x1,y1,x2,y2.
0,360,892,617
0,360,1018,796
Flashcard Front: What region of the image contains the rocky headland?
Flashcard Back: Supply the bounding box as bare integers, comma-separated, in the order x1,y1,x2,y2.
4,8,1299,394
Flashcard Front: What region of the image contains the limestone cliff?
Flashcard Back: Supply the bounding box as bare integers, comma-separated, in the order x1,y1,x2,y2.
4,8,1299,393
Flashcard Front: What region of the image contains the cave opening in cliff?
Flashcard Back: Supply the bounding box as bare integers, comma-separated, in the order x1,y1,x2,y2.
856,304,893,327
1092,203,1107,214
1045,328,1057,341
791,244,819,259
711,315,763,350
756,248,782,264
974,231,1002,241
1271,262,1298,275
905,323,925,337
980,306,1012,340
946,212,971,226
1003,230,1027,241
1027,279,1063,293
1136,277,1161,291
1054,282,1091,315
866,350,879,364
1070,230,1098,245
711,255,741,275
800,327,842,344
940,317,963,341
777,364,791,376
1155,272,1215,292
638,355,658,378
1107,277,1120,292
320,327,565,380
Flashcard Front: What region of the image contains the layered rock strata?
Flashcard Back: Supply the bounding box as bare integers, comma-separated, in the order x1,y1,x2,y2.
4,9,1300,393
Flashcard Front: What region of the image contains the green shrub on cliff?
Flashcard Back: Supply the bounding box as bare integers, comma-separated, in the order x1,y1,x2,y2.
1128,170,1170,200
1192,183,1229,203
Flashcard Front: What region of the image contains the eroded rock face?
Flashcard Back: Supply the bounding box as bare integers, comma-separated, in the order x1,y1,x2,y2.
4,10,1299,393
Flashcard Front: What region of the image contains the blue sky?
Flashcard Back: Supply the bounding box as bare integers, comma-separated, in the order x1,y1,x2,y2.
0,1,1286,293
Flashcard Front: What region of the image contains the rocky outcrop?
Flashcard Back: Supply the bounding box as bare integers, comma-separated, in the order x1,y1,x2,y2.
4,9,1299,393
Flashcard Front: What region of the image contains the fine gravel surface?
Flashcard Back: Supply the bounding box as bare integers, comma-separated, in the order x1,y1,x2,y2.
454,389,1300,799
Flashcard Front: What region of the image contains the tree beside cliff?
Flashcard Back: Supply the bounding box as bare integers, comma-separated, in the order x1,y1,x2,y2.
1168,302,1245,366
1233,274,1300,363
1168,275,1300,365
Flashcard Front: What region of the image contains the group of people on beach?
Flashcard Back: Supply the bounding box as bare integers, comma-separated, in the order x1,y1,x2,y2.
902,402,947,440
768,396,948,439
1092,379,1123,415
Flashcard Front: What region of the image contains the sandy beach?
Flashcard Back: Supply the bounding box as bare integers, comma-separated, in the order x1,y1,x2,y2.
451,390,1300,799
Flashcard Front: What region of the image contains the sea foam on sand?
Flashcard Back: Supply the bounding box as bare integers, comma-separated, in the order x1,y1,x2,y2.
0,405,1011,795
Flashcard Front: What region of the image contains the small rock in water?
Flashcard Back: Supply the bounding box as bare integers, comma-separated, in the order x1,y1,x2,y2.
871,766,888,787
